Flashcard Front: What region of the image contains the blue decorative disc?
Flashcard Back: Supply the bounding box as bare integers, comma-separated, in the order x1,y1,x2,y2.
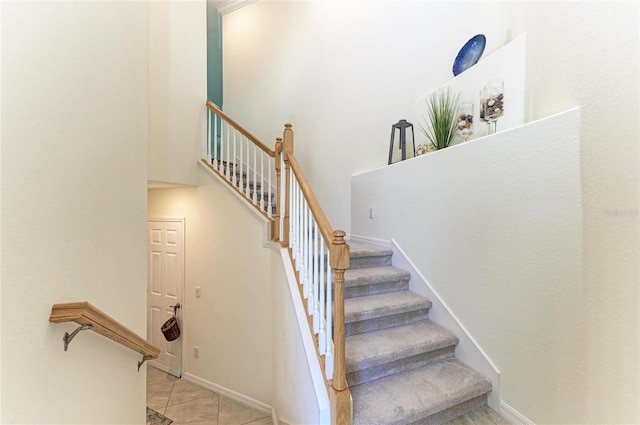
452,34,486,76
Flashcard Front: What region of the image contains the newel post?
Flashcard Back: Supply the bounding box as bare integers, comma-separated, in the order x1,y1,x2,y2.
281,124,294,248
274,137,283,243
330,230,352,425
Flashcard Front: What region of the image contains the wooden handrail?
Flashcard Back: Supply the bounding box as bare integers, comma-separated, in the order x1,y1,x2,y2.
206,100,275,157
49,302,160,369
286,153,335,245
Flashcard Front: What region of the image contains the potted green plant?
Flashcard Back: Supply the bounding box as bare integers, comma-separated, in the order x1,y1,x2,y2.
419,87,461,151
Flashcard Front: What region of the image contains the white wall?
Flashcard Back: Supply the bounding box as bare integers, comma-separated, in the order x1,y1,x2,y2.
500,2,639,423
148,0,207,186
148,169,329,422
147,168,273,404
223,2,639,423
352,109,584,423
1,2,149,423
223,1,501,230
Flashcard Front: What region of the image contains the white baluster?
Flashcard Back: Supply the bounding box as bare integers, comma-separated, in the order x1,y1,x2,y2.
318,236,326,351
245,138,250,197
325,262,334,379
288,171,294,255
298,183,303,271
225,122,230,179
239,135,244,194
312,221,320,333
296,181,304,271
207,110,211,162
259,153,265,211
306,206,313,309
304,202,313,298
213,113,218,167
232,130,238,186
218,119,222,172
267,158,272,217
294,178,299,264
253,146,258,204
280,155,285,240
300,199,306,297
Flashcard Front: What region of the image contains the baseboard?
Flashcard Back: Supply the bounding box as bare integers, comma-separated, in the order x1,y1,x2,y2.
270,408,290,425
182,372,272,415
348,234,392,248
500,401,535,425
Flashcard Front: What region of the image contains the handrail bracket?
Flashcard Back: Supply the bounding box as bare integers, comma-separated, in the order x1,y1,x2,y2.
138,355,154,371
63,324,92,351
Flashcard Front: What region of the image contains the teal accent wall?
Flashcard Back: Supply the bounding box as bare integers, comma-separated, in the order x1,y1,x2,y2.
207,1,223,107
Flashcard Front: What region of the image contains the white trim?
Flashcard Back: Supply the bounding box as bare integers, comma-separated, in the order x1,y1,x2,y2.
279,247,331,424
182,372,272,415
346,233,391,248
216,0,256,16
500,401,536,425
198,160,272,247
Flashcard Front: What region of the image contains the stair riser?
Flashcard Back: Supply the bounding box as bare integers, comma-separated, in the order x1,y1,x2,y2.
349,254,392,269
345,278,409,299
408,394,488,425
346,308,430,336
347,346,456,386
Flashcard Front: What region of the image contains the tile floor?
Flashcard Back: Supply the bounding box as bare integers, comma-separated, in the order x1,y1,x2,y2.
147,366,273,425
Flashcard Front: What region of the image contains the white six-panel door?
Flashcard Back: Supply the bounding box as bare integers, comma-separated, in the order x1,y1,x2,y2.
147,219,184,377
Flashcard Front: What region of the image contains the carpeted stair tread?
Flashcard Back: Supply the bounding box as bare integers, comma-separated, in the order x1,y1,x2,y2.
348,240,393,269
344,266,410,297
345,291,431,324
350,358,492,425
344,291,432,336
346,320,458,373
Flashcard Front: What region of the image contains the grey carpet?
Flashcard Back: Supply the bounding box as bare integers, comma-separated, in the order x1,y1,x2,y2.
345,241,497,425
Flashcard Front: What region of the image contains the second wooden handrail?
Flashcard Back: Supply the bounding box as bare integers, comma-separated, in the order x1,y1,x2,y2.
206,100,275,157
49,302,160,370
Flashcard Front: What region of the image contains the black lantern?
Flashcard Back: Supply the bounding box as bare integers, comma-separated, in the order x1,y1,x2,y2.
388,119,415,165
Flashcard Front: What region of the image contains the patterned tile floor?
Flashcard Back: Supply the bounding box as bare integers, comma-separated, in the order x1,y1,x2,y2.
147,366,273,425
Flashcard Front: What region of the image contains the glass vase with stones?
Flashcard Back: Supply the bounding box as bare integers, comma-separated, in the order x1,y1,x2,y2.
457,102,474,142
480,81,504,135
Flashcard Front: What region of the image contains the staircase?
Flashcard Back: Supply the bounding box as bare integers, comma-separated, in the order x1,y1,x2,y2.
214,160,276,215
345,240,497,425
203,105,503,424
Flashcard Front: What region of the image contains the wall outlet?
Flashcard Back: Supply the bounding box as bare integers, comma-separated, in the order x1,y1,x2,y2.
195,286,201,298
193,346,199,359
369,207,375,219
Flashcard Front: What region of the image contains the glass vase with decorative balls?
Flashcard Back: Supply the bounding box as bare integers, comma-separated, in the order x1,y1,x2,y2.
457,102,474,142
480,81,504,135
